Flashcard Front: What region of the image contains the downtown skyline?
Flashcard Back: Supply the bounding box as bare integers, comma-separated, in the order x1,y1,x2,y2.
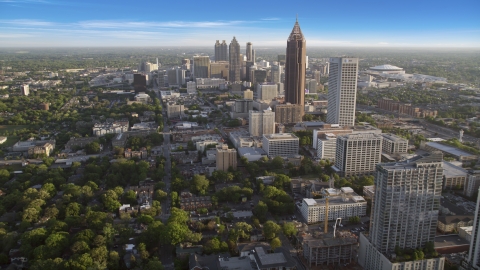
0,0,479,47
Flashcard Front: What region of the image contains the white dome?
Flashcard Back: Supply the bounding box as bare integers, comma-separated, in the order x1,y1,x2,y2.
370,64,403,71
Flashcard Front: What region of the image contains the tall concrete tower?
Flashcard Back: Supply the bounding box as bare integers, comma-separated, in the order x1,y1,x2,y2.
284,18,306,118
215,40,228,62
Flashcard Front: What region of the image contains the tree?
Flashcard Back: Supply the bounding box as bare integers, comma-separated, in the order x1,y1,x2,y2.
348,216,361,224
85,141,101,154
65,202,81,217
71,240,90,254
270,237,282,250
191,174,210,195
45,232,69,258
22,207,40,223
154,189,168,201
145,257,165,270
282,222,298,237
90,246,108,269
123,190,138,205
102,190,121,212
263,221,281,240
253,201,268,223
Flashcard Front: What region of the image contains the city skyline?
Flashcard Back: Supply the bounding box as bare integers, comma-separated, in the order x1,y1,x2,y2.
0,0,479,47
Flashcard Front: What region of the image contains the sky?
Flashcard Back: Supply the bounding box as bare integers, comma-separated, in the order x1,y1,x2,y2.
0,0,479,48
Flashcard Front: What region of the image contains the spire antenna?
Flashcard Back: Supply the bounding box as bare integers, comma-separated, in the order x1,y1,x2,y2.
296,14,298,22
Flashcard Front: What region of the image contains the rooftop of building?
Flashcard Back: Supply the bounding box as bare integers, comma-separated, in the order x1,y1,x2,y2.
338,132,383,140
263,133,299,140
434,235,470,249
238,147,267,156
300,231,358,248
381,133,408,142
426,141,477,158
303,188,366,207
437,215,473,225
443,161,468,178
379,151,444,170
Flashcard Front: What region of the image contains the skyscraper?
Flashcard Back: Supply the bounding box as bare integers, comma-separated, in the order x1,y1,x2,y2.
246,42,253,62
359,152,445,270
326,57,358,127
214,40,228,62
285,18,306,119
229,37,241,82
193,56,210,78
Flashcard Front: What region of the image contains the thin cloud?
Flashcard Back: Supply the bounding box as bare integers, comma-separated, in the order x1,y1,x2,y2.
0,19,56,26
76,20,248,29
261,18,280,21
378,42,389,45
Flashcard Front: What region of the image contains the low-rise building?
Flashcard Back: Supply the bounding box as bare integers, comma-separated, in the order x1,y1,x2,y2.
300,188,367,224
13,139,56,157
422,141,478,164
179,196,212,211
124,147,148,159
92,120,129,136
237,147,267,162
166,103,185,118
262,133,299,158
437,215,474,233
459,226,473,242
363,185,375,199
65,137,97,150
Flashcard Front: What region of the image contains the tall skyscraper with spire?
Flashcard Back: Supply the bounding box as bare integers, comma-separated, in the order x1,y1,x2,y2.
284,18,306,118
215,40,228,62
229,37,241,82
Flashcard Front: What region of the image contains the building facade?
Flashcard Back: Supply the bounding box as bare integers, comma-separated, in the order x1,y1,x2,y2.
284,19,306,119
249,109,275,137
166,103,184,119
326,57,358,127
210,61,229,81
334,133,383,176
256,83,278,100
262,133,299,158
274,103,303,124
193,56,210,79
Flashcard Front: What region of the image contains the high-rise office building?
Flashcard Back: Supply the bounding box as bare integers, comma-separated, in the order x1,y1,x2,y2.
215,40,228,62
359,152,445,270
326,57,358,127
285,18,306,119
249,108,275,137
229,37,242,82
246,42,253,62
334,133,383,177
193,56,210,78
253,69,267,85
262,133,299,158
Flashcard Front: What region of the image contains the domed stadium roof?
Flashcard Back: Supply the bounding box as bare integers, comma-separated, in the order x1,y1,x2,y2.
369,64,403,71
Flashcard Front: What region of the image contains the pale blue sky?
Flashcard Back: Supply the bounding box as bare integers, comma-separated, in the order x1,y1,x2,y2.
0,0,479,47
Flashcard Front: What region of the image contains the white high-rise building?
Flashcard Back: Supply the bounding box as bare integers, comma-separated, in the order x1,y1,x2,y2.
316,133,337,161
334,133,383,177
21,84,29,96
249,109,275,137
359,152,445,270
326,57,358,127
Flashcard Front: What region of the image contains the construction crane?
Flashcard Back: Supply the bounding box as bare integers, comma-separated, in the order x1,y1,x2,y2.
321,188,329,234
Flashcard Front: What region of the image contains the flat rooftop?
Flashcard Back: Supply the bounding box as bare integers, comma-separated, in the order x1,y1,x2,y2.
443,161,468,178
434,235,469,249
263,133,298,140
426,142,477,158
